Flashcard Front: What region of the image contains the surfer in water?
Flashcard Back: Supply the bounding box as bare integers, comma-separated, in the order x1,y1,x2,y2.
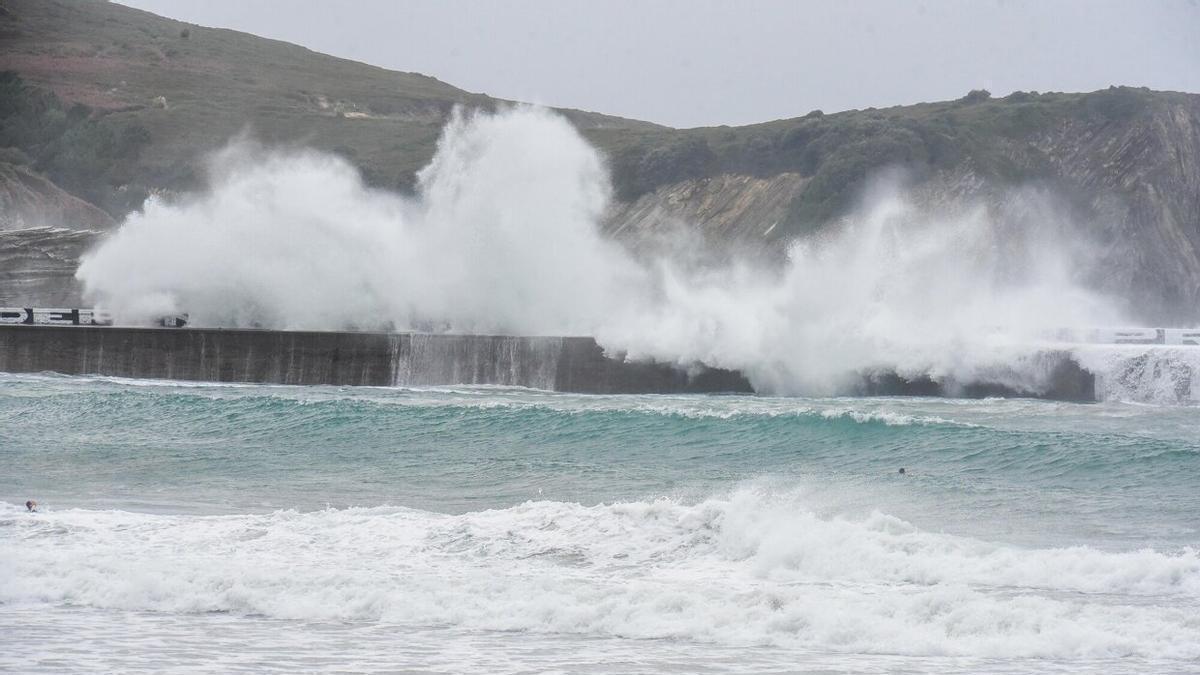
25,500,37,512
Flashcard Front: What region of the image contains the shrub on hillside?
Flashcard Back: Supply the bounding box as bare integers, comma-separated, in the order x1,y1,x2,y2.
961,89,992,104
0,71,153,215
611,136,716,200
1084,86,1150,122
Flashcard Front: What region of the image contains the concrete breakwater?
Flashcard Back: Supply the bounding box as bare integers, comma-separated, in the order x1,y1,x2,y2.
0,325,752,394
0,325,1106,400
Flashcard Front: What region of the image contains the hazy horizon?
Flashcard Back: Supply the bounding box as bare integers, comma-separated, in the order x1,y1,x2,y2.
115,0,1200,128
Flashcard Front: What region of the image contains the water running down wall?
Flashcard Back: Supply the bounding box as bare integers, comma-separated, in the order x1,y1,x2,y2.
0,326,752,394
0,324,1113,401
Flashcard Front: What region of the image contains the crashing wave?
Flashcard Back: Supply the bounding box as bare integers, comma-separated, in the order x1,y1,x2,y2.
3,493,1198,659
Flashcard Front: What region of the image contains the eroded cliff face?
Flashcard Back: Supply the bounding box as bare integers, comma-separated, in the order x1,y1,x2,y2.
0,227,98,306
605,173,808,258
0,163,115,231
0,162,109,307
1039,98,1200,322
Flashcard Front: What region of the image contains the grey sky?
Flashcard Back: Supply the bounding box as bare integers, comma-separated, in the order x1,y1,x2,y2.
117,0,1200,128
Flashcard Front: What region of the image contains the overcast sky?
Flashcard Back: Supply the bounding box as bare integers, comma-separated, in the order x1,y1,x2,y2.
117,0,1200,128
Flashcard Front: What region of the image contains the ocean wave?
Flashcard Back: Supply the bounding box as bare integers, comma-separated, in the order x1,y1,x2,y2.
0,372,976,429
4,376,1197,491
3,492,1197,659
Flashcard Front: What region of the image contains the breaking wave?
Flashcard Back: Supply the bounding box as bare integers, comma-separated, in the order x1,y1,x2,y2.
3,493,1197,659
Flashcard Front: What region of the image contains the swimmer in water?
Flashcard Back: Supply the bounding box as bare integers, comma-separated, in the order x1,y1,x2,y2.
898,468,906,475
25,500,37,512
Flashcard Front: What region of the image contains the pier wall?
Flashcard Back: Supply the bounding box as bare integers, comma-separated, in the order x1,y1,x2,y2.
0,325,1102,400
0,326,753,394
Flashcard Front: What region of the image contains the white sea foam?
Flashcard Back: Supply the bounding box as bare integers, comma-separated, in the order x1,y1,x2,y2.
76,106,1140,397
3,492,1197,659
1071,345,1200,405
76,108,641,336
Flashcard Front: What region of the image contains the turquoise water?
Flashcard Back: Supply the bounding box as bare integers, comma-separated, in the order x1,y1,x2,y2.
2,373,1199,673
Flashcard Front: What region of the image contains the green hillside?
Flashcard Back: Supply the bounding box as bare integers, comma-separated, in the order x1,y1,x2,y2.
0,0,657,216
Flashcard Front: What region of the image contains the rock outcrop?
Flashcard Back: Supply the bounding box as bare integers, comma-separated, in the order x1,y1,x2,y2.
0,227,98,306
605,172,808,258
0,162,115,231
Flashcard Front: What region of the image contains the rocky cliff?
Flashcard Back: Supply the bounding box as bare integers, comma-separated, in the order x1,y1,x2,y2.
0,226,98,305
0,161,113,229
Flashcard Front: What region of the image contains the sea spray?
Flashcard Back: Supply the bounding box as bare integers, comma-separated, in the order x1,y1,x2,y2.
75,108,640,335
77,106,1130,395
1072,345,1200,404
601,181,1123,394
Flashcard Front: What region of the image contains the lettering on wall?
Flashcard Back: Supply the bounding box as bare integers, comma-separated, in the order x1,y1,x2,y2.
0,308,113,326
0,308,31,324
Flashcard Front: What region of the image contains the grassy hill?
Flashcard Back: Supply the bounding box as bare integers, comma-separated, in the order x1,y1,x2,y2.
0,0,657,216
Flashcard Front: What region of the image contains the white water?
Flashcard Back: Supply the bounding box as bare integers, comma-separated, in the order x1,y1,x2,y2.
76,106,1195,399
1072,345,1200,404
3,492,1198,661
76,110,639,335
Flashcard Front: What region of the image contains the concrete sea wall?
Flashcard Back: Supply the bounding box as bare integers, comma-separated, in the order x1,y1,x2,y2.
0,326,753,394
0,325,1105,400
